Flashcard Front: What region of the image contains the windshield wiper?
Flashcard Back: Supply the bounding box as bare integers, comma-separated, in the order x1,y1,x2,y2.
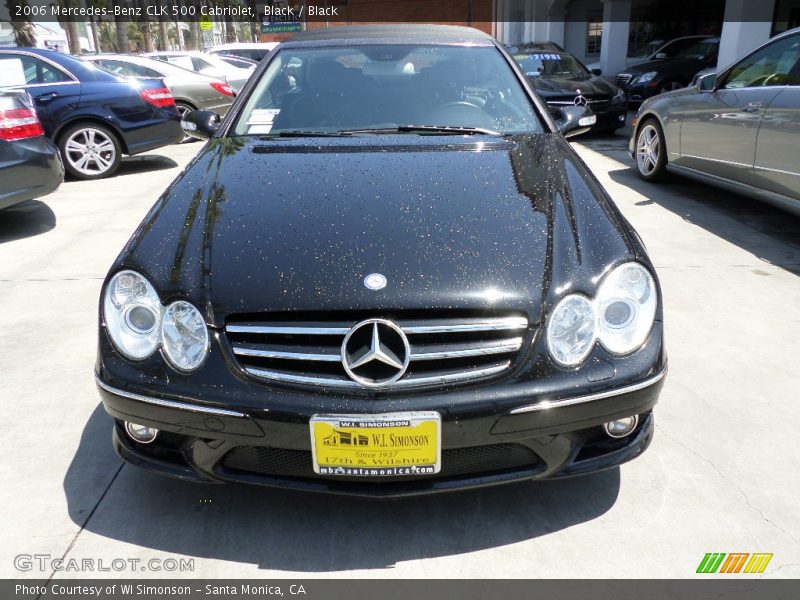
338,125,502,136
258,130,353,139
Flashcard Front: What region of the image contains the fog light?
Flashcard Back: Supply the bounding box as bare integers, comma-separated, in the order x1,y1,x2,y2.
604,415,638,438
125,421,159,444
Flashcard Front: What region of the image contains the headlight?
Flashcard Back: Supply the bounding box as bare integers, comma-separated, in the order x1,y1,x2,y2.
546,262,658,367
596,262,657,355
161,300,209,372
636,71,658,84
546,294,597,367
103,270,162,360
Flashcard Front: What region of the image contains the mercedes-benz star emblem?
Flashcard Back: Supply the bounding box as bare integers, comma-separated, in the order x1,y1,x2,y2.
574,92,588,106
341,318,410,387
364,273,387,290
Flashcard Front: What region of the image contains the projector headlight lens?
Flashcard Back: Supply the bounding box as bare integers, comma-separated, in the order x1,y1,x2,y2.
596,262,657,355
161,300,209,372
103,270,162,360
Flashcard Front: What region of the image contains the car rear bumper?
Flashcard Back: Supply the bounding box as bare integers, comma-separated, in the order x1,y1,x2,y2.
0,136,63,210
97,366,665,497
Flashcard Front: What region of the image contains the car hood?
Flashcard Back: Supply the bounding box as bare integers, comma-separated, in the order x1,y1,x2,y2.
116,134,637,327
526,75,618,98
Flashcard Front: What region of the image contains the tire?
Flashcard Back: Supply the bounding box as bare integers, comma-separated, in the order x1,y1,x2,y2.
634,118,667,181
59,123,122,180
175,102,198,144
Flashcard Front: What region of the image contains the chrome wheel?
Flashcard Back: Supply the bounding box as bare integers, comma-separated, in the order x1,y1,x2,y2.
64,127,117,176
636,124,660,176
176,104,195,144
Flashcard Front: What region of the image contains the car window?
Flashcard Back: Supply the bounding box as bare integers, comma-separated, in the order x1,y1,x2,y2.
191,57,214,72
512,51,589,79
630,40,663,59
675,38,719,60
233,45,543,136
98,59,160,78
663,38,704,57
0,54,72,85
161,55,194,72
723,35,800,88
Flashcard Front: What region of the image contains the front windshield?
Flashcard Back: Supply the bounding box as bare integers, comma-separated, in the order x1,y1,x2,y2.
511,51,589,79
676,39,719,60
233,45,543,135
631,40,663,58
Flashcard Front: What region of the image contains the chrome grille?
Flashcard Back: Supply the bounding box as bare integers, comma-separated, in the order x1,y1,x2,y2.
614,73,633,87
225,314,528,390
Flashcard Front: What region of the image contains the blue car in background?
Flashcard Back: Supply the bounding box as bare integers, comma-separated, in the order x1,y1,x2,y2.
0,48,182,179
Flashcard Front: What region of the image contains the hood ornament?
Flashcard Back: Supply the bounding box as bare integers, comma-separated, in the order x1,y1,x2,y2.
363,273,387,291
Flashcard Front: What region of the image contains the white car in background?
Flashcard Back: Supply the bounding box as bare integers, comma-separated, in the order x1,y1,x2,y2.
145,51,254,93
208,42,279,62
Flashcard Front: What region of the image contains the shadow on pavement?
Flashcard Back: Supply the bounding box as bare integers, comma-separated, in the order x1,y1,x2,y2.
0,200,56,244
606,167,800,275
65,405,621,572
65,154,179,181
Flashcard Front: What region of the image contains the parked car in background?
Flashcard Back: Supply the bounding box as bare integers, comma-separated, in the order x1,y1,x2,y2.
82,54,235,142
509,42,627,132
146,51,254,93
0,90,63,210
208,42,279,62
630,28,800,215
0,48,182,179
616,37,719,103
96,25,665,496
217,55,259,70
587,35,711,74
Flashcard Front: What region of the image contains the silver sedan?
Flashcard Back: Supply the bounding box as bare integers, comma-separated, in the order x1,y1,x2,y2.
630,28,800,215
144,51,254,94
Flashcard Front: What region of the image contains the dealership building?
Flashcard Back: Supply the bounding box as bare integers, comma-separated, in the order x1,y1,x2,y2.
262,0,799,76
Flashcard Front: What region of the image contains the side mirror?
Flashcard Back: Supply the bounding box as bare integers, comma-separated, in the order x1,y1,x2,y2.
697,73,716,92
181,110,221,140
654,52,668,60
551,105,597,139
590,68,602,76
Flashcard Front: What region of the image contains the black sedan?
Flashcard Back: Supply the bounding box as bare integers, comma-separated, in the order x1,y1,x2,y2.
508,43,627,132
0,48,182,179
0,90,63,211
616,37,719,103
96,25,666,497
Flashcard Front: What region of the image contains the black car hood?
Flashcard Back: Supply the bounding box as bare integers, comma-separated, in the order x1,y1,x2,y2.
117,134,637,327
526,75,618,98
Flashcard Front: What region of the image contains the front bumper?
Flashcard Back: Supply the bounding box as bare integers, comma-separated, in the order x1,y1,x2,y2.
97,363,665,497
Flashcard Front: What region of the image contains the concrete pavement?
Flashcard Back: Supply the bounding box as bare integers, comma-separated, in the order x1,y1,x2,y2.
1,135,798,579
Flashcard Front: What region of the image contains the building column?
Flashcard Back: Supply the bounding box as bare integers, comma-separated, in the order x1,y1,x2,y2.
717,0,776,71
599,0,631,77
530,0,565,47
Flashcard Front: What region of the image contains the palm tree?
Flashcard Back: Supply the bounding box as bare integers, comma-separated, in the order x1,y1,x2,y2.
4,0,36,46
115,16,129,53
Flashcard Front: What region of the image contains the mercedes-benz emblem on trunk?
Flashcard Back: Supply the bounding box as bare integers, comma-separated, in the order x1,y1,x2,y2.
341,318,410,387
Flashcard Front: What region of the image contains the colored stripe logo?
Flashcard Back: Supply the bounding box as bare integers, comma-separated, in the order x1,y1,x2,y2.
697,553,773,574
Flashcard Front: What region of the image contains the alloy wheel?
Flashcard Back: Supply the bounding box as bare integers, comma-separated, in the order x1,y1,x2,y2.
636,124,660,176
64,127,117,177
176,104,195,144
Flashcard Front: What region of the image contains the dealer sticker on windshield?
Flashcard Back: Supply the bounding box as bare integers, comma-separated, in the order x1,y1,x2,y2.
310,412,441,477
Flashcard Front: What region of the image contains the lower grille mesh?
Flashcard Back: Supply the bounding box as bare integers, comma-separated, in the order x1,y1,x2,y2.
221,444,540,481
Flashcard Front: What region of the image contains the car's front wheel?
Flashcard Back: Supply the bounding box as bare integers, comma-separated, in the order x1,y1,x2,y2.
635,119,667,180
59,123,122,180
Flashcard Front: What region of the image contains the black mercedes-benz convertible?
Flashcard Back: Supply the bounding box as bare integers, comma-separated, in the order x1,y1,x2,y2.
95,25,666,497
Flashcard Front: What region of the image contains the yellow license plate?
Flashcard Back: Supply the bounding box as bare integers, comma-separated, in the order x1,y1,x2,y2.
310,412,441,477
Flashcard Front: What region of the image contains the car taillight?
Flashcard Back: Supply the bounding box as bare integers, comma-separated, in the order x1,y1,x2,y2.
0,108,44,141
140,87,176,107
210,82,235,97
